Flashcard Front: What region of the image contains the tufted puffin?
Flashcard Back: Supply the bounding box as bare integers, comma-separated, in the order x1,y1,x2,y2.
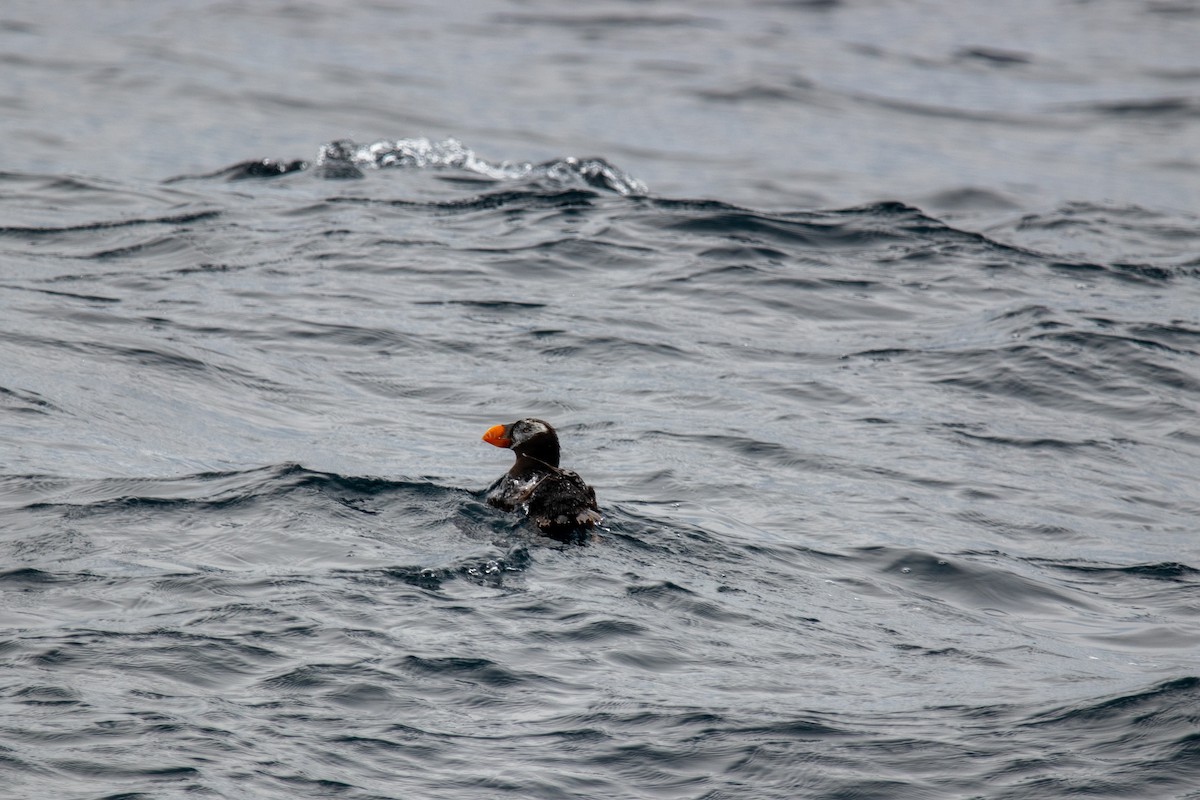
481,418,601,538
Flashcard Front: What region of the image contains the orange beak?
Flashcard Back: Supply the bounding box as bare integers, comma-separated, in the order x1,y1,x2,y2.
482,424,511,448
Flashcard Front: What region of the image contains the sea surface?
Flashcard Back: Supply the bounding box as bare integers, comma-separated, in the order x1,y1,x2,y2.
3,2,1200,798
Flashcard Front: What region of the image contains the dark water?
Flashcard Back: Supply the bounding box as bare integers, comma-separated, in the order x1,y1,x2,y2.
3,2,1200,798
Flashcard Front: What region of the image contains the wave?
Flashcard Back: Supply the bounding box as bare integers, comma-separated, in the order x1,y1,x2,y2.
165,137,649,196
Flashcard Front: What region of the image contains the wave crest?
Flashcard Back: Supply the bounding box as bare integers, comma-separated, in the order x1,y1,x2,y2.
315,137,648,195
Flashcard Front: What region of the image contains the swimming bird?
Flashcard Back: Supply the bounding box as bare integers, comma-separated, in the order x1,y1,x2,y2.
481,418,601,539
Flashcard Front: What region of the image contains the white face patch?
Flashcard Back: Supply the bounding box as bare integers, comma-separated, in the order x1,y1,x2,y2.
508,418,549,447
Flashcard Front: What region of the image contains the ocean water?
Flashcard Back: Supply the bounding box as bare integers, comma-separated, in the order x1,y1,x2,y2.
3,2,1200,798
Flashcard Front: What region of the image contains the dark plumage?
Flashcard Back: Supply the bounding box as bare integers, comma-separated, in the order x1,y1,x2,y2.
481,418,601,539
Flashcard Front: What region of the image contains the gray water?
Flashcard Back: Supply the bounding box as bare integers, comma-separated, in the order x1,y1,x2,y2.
2,2,1200,798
